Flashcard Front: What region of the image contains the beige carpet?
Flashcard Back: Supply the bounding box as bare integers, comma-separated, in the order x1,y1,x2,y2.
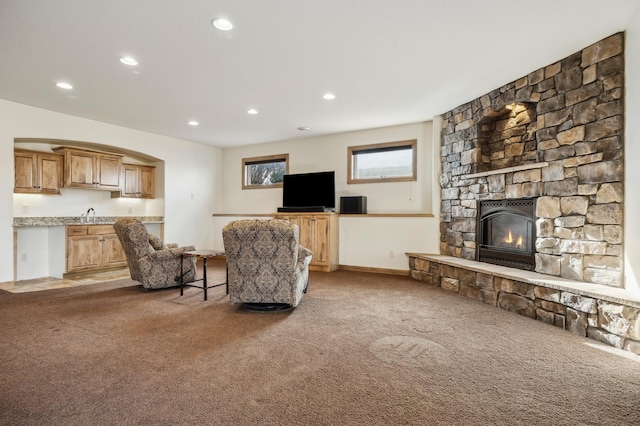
1,262,639,425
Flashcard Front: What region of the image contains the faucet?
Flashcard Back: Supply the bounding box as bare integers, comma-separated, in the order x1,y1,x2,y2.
86,207,95,223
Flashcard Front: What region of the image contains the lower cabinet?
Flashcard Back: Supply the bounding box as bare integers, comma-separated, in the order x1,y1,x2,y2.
66,225,127,273
273,212,338,272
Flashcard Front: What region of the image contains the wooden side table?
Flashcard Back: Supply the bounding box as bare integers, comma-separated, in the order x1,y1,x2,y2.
180,249,228,301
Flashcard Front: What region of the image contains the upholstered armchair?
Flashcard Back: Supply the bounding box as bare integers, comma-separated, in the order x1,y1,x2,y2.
222,219,313,310
114,218,197,290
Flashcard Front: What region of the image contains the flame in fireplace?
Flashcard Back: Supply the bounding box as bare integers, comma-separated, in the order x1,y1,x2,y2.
504,230,524,248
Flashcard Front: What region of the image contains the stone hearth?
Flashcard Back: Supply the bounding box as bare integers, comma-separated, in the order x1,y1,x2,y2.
407,253,640,356
439,33,624,288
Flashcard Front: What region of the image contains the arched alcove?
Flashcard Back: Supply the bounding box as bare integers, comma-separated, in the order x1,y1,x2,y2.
476,102,538,172
13,137,162,163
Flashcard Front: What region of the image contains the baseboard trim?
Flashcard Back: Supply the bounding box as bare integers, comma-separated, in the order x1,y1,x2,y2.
338,264,410,276
62,266,128,280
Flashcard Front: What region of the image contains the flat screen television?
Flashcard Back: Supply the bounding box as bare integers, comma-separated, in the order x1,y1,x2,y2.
281,171,335,211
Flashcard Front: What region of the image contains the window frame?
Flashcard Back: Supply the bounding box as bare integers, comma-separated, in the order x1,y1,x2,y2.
242,154,289,190
347,139,417,184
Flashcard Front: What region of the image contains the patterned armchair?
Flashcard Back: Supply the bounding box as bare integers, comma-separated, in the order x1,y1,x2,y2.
222,219,313,309
114,218,196,290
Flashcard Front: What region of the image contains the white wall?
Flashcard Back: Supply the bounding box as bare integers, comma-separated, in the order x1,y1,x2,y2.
213,122,442,270
1,99,222,283
219,122,434,214
625,15,640,296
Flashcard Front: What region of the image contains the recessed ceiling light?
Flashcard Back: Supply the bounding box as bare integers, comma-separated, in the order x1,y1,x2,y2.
247,109,259,115
212,18,233,31
298,127,311,131
56,82,73,90
119,56,138,66
323,93,336,100
188,120,199,126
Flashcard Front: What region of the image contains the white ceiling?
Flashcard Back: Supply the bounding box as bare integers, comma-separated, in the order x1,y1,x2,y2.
1,0,639,149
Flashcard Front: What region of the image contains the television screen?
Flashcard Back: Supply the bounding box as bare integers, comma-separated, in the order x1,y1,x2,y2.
282,171,335,210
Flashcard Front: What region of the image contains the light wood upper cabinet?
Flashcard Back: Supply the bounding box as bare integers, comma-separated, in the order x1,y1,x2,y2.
96,154,122,190
118,164,155,198
53,147,123,190
273,212,339,272
16,146,157,198
14,149,63,194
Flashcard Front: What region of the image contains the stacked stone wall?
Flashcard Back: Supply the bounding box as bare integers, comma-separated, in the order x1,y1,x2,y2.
439,33,624,287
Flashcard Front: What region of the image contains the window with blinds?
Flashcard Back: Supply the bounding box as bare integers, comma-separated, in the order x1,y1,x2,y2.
347,139,417,184
242,154,289,189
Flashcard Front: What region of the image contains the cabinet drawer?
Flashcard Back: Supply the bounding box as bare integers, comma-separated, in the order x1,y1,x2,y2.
67,226,88,236
87,224,116,235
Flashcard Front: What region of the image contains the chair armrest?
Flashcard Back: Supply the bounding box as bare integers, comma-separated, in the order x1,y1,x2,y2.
148,234,168,250
144,247,185,261
149,234,182,251
297,246,313,269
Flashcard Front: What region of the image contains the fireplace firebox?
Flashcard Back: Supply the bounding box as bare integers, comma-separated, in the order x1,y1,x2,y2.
476,198,535,271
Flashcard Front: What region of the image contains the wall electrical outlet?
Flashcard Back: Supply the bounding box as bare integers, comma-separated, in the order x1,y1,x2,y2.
389,250,395,258
21,204,29,214
21,253,28,262
127,206,133,214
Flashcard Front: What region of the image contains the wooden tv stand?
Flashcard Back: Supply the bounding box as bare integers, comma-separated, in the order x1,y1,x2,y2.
273,212,338,272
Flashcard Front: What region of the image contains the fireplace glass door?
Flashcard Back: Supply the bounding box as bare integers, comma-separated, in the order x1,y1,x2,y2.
483,213,532,252
477,198,535,270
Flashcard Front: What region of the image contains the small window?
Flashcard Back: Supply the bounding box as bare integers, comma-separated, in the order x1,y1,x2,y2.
348,139,417,184
242,154,289,189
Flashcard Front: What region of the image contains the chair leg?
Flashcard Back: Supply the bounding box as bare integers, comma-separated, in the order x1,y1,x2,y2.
304,275,309,293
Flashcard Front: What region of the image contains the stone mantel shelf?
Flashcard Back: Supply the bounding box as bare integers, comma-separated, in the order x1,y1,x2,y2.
13,216,164,227
406,253,640,308
464,162,549,179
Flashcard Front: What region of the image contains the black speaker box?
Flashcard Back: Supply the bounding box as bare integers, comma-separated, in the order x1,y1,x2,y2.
340,196,367,214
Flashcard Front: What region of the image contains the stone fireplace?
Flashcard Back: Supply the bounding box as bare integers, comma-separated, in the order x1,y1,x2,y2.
438,33,624,288
407,32,637,355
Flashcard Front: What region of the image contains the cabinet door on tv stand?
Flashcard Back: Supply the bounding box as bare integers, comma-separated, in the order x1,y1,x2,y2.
273,212,337,272
296,216,314,257
310,215,330,266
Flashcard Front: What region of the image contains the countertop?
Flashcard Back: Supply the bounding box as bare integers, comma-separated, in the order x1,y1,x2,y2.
13,216,164,227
